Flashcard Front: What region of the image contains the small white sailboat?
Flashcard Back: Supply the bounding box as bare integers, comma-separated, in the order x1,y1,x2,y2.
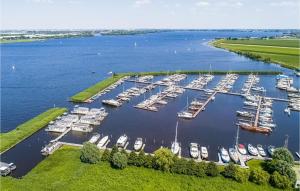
116,134,128,148
189,143,199,158
134,137,143,151
248,144,258,156
220,147,230,163
97,135,109,148
257,144,266,157
88,133,100,144
171,122,180,155
229,148,239,163
201,146,208,159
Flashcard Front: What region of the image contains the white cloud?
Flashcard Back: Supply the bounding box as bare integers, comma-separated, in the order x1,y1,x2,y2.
29,0,54,3
195,1,210,7
270,1,298,6
134,0,151,7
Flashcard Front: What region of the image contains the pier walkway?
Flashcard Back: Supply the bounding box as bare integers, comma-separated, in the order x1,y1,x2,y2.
52,128,71,142
254,96,262,127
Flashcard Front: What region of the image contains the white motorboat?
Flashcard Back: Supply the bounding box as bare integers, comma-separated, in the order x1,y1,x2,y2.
134,137,143,151
257,144,266,157
237,144,247,155
97,135,109,148
201,146,208,159
88,133,100,144
177,111,193,119
116,134,128,148
189,143,199,158
229,148,239,163
248,144,258,156
220,147,230,163
102,99,122,107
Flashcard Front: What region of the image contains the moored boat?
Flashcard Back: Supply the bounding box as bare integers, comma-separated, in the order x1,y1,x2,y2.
248,144,258,156
268,145,275,156
229,148,239,163
97,135,109,148
116,134,128,148
88,133,100,144
220,147,230,163
257,144,266,157
134,137,143,151
201,146,208,159
189,143,199,159
237,144,247,155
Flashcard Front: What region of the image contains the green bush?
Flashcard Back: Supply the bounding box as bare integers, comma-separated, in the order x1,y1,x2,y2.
153,148,174,172
101,149,110,161
111,152,128,169
249,169,270,185
272,147,294,165
186,160,198,176
143,154,154,168
234,168,250,183
206,162,219,177
195,162,207,178
109,145,118,162
80,142,101,164
170,158,188,174
265,160,296,184
223,163,237,179
136,150,146,167
128,152,138,166
270,171,292,189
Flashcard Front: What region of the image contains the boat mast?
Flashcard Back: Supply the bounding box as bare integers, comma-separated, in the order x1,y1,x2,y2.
235,125,240,147
175,121,178,143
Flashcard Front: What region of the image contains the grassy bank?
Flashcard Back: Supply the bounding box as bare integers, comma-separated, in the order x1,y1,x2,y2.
1,146,280,191
0,107,67,153
70,70,281,102
211,38,300,70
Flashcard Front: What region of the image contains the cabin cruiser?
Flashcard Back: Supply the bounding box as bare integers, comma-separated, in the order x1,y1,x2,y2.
177,111,193,119
97,136,109,148
237,144,247,155
102,99,122,107
236,111,254,118
248,144,258,156
116,134,128,148
201,146,208,159
190,100,203,106
259,122,276,128
220,147,230,163
268,145,275,156
89,133,100,144
229,148,239,163
189,143,199,158
257,144,266,157
134,138,143,151
244,101,258,107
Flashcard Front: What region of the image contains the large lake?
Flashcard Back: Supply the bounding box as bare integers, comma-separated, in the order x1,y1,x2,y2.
1,30,299,177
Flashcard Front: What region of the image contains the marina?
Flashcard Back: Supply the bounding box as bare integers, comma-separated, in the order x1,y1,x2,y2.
1,31,299,178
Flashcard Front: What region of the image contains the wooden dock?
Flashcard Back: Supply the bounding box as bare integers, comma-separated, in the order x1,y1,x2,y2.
52,128,71,142
192,91,218,118
254,96,262,127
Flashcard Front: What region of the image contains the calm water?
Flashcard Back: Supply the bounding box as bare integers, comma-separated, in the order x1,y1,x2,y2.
1,30,299,177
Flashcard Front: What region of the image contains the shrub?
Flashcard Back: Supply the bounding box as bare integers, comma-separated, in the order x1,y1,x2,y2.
128,152,138,166
186,160,198,176
109,145,118,162
265,159,296,184
153,148,174,172
170,158,188,174
249,169,270,185
136,150,146,167
234,168,250,183
143,154,154,168
270,171,292,189
272,147,294,165
101,149,110,161
195,162,207,178
80,142,101,164
206,162,219,177
223,163,237,179
111,152,128,169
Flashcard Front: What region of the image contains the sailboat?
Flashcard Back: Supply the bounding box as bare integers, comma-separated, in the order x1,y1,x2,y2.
177,97,193,119
171,121,180,155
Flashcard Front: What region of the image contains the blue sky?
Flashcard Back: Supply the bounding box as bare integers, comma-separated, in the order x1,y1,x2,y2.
1,0,299,29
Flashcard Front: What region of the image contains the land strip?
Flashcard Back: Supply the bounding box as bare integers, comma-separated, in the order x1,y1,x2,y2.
0,107,67,153
211,38,300,70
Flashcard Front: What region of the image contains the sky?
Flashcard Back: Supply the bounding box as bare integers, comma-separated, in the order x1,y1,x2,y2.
1,0,300,29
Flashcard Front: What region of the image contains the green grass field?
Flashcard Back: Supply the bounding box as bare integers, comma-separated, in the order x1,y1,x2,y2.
212,39,300,70
1,146,281,191
0,107,67,153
